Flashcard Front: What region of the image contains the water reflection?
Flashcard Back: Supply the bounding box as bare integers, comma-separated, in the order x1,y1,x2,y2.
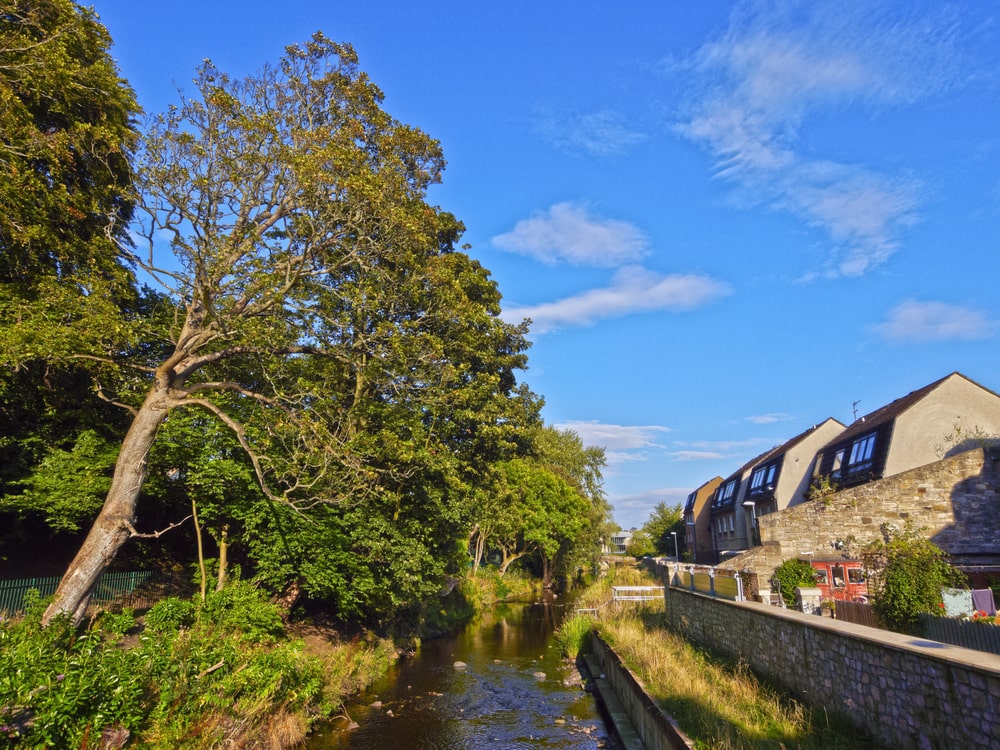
307,601,617,749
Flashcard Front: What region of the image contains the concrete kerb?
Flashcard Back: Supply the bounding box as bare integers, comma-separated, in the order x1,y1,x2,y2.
588,630,695,750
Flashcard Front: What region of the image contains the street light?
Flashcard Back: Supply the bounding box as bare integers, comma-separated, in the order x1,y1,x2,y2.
671,531,679,560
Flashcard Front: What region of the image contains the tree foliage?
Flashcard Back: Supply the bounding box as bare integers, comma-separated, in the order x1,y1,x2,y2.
17,32,535,624
0,0,143,558
469,426,609,587
642,501,683,556
860,523,966,633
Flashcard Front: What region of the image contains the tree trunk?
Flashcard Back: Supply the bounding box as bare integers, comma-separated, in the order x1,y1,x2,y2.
498,547,527,576
42,385,175,625
216,525,230,592
192,496,207,602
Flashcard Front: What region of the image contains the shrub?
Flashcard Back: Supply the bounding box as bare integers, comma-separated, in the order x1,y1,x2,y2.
771,558,818,608
861,522,966,633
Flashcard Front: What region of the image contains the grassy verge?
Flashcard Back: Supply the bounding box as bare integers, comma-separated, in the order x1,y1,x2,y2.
555,563,876,750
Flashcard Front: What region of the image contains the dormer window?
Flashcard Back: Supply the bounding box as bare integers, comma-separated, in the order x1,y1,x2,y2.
714,479,738,507
848,432,877,474
748,461,779,498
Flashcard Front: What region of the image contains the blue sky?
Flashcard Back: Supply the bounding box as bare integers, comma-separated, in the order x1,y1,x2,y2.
97,0,1000,529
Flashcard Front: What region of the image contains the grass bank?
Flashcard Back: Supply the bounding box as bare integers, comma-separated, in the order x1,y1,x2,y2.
555,563,877,750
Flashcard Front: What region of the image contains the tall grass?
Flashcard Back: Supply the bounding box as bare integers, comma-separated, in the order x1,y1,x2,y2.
557,564,876,750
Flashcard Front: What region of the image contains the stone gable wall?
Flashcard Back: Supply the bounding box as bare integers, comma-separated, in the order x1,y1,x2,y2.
754,447,1000,567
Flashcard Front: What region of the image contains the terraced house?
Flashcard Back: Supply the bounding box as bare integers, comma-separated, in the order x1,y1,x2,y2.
695,372,1000,566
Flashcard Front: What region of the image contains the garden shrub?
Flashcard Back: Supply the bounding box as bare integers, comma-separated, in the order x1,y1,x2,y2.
771,558,818,608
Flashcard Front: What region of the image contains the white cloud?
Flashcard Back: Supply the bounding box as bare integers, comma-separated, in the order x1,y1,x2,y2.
534,109,647,158
874,300,998,342
501,265,731,333
555,420,670,452
676,1,961,276
745,412,793,425
670,450,726,461
491,202,649,267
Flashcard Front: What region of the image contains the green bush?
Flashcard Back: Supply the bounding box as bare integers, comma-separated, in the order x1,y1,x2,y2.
770,558,818,608
553,612,595,659
861,523,966,633
0,584,331,748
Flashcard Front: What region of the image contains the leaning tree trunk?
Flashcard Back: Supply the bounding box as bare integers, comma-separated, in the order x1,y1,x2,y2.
42,386,175,625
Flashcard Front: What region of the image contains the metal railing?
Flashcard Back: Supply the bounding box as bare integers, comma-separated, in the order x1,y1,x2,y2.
669,565,746,601
0,570,155,616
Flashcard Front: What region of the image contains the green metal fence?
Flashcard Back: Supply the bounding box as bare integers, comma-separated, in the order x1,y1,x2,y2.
0,570,155,616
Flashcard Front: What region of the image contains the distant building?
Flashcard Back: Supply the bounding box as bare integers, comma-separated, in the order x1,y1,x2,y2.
608,531,633,555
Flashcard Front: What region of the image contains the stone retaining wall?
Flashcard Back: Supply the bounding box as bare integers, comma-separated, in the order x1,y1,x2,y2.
590,632,693,750
665,586,1000,749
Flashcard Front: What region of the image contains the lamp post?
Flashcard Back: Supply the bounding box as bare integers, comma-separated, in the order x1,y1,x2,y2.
671,531,679,561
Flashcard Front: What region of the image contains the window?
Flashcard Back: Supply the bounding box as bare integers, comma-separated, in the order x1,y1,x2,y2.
714,479,738,507
814,567,828,585
848,568,866,584
831,449,845,480
748,461,779,498
831,564,846,588
728,515,735,532
847,432,877,474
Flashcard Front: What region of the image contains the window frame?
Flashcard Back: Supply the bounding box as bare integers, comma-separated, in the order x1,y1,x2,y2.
846,432,877,474
747,460,779,498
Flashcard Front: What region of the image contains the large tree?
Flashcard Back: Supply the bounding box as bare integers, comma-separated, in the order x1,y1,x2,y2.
22,33,533,624
0,0,142,556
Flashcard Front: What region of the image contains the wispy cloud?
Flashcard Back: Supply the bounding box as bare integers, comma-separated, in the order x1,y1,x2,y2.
676,1,962,276
502,265,731,333
874,300,998,342
555,420,669,451
670,438,771,461
745,412,793,425
534,108,647,158
670,450,727,461
491,202,649,267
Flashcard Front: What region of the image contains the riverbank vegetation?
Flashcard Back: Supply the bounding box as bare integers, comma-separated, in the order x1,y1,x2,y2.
0,3,617,745
556,565,874,750
0,568,545,748
0,583,394,748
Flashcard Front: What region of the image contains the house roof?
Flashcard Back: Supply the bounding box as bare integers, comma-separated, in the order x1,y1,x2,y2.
684,476,722,513
816,372,992,453
748,417,845,471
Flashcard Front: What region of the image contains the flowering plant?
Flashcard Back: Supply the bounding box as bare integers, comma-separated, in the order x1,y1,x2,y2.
968,610,1000,626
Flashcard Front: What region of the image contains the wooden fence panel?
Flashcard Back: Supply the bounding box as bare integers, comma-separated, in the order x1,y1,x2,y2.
834,600,879,629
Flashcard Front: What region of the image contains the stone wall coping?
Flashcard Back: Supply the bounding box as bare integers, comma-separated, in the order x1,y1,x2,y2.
676,589,1000,674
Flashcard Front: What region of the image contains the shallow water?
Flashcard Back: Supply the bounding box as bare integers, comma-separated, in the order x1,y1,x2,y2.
306,600,618,749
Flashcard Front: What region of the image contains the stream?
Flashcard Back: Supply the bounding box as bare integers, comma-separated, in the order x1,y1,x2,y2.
305,599,620,749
